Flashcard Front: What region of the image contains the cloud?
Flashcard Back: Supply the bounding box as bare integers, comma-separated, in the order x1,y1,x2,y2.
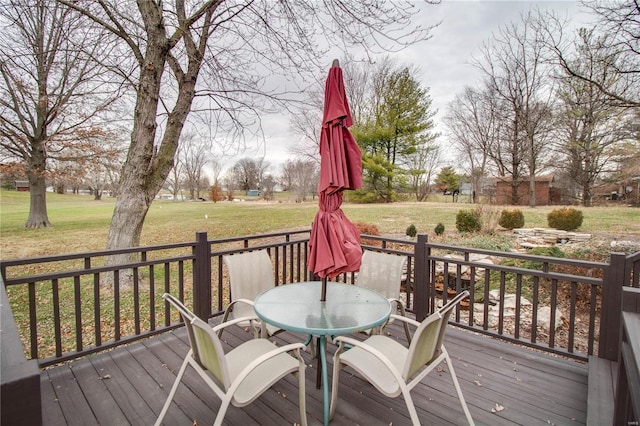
221,0,589,175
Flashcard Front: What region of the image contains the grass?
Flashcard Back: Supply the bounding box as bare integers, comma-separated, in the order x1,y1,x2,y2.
2,189,637,359
2,189,639,259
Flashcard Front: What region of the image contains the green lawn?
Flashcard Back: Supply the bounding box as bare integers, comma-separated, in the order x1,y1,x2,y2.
2,189,637,360
1,189,639,259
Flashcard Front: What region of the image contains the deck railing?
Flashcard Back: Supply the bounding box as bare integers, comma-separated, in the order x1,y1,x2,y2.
1,231,639,369
613,287,640,424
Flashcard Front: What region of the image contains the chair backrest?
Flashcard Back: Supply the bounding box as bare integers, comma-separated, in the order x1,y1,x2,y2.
356,251,407,299
162,293,230,389
224,250,274,316
403,290,469,380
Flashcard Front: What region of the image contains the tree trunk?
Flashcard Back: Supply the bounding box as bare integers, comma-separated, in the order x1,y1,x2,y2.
529,172,536,208
24,141,51,228
511,179,519,205
25,172,51,228
105,0,201,255
582,182,592,207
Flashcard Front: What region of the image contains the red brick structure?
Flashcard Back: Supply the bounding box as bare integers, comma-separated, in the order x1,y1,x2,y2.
495,175,555,206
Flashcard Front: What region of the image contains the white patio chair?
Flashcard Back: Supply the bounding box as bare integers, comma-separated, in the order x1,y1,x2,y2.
355,250,411,342
155,293,307,426
330,290,474,426
220,249,280,338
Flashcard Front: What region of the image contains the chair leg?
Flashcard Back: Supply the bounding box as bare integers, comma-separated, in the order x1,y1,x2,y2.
329,343,346,420
297,358,308,426
396,302,412,344
213,395,233,426
154,353,191,426
400,384,421,425
217,308,232,338
444,349,474,426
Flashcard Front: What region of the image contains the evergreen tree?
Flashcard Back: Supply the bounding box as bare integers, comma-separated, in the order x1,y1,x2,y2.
353,65,437,202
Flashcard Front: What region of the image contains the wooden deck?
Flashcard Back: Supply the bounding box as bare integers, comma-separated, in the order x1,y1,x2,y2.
40,318,588,425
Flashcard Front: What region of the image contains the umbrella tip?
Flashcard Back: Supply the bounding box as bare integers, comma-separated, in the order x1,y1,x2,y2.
332,59,340,67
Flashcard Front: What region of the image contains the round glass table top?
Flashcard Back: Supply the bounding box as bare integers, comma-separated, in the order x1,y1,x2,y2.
253,281,391,336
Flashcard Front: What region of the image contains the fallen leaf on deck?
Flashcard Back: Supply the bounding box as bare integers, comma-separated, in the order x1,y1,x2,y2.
491,403,505,413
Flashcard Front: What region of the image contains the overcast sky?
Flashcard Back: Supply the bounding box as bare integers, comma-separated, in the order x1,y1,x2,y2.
221,0,593,177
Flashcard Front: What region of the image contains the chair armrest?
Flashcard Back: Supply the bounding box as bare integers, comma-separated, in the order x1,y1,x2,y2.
225,298,255,309
389,314,420,328
212,315,260,333
388,297,404,307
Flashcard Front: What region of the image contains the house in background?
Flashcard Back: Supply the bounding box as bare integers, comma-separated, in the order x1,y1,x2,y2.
495,175,559,206
14,180,29,192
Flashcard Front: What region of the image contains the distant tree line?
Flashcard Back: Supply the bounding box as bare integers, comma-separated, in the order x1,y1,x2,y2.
444,5,640,207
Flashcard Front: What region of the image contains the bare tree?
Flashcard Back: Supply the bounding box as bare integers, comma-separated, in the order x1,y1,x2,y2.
222,169,237,201
210,158,223,185
0,0,120,227
59,0,436,254
181,134,209,200
231,157,262,191
474,10,554,206
444,85,501,201
544,1,640,108
553,28,631,206
405,139,440,201
281,158,318,202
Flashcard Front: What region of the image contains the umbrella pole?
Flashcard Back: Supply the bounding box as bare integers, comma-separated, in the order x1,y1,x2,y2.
321,276,327,301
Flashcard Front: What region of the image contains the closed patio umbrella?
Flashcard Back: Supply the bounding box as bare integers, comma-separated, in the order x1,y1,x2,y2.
307,59,363,301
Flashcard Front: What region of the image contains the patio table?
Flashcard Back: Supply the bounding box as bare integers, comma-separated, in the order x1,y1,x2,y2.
253,281,391,426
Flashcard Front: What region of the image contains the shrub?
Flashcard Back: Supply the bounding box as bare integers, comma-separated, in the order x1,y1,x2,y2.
354,222,380,236
499,209,525,230
354,222,381,247
474,203,500,234
434,223,445,236
405,224,417,238
547,207,583,231
455,209,482,233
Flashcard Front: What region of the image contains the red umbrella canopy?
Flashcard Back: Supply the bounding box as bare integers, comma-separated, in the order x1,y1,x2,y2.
307,191,362,279
317,64,362,195
308,61,363,281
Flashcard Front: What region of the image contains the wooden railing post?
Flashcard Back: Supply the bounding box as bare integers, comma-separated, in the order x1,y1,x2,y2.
599,252,626,361
1,279,42,425
414,234,429,321
193,232,212,320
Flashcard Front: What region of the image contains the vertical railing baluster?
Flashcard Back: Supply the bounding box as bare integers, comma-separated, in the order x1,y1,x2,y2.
468,266,476,327
93,273,101,346
164,263,171,326
178,260,184,304
133,267,140,334
483,269,490,330
74,276,82,352
28,282,37,359
149,264,155,331
588,284,597,356
531,276,539,344
568,281,577,353
515,275,522,339
114,269,120,341
52,279,62,358
215,255,223,312
549,278,558,348
498,272,506,335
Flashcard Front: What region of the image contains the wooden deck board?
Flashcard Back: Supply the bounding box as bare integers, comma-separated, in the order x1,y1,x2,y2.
41,318,588,425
